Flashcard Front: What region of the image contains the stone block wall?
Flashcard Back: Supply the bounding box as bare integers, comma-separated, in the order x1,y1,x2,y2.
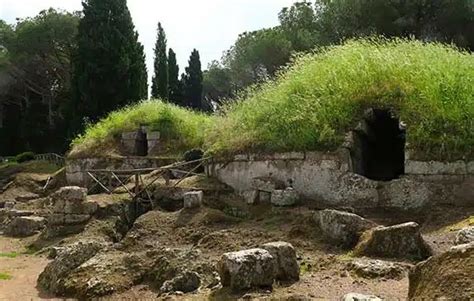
66,157,177,187
207,151,474,211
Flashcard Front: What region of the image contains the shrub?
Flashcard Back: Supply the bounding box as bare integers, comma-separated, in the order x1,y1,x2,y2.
15,152,36,163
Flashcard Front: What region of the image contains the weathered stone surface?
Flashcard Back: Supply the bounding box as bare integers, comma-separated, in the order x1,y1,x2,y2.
217,248,276,291
409,242,474,300
38,240,108,295
261,241,299,281
354,222,432,260
405,160,467,175
314,209,377,247
4,201,15,209
183,191,203,209
52,186,87,203
342,293,382,301
62,251,154,298
241,190,258,205
160,270,201,293
251,177,285,192
64,199,98,215
271,188,298,207
259,191,271,203
348,259,410,280
4,216,46,237
455,226,474,245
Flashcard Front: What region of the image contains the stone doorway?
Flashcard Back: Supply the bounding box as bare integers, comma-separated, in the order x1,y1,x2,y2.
351,109,405,181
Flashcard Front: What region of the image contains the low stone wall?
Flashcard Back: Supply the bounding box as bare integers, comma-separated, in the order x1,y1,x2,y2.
66,157,177,187
207,151,474,211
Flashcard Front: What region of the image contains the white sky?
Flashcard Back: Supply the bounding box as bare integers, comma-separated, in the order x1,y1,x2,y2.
0,0,297,84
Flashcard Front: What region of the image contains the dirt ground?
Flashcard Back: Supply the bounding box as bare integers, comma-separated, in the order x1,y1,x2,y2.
0,236,61,301
1,168,472,300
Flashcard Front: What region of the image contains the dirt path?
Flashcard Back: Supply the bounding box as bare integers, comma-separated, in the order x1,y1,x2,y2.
0,235,62,301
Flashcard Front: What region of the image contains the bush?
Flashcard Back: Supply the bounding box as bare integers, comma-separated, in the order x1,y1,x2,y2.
205,38,474,160
15,152,36,163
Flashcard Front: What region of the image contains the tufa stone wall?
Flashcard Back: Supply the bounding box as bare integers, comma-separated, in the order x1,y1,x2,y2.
66,157,177,187
207,151,474,211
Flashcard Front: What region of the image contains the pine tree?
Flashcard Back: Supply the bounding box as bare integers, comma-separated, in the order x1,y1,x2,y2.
72,0,147,131
182,49,203,110
167,48,181,104
151,23,168,100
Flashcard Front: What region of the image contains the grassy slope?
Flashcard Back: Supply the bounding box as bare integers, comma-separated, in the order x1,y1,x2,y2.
71,39,474,161
70,101,213,158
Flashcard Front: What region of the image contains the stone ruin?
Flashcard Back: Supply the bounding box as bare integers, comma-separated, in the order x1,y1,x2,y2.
121,126,161,156
207,109,473,213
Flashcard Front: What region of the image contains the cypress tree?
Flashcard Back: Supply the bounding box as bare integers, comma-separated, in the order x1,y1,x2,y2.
182,49,203,110
151,23,168,100
167,48,181,104
72,0,147,130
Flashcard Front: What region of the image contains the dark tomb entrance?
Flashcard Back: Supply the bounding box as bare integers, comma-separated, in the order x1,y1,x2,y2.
351,109,405,181
135,129,148,156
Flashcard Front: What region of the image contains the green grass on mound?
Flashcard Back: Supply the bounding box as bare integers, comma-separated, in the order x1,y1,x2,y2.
70,100,213,158
206,38,474,160
71,39,474,161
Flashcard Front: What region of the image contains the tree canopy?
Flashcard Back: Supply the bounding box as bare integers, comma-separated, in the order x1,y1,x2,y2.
151,23,168,100
71,0,147,133
0,9,79,154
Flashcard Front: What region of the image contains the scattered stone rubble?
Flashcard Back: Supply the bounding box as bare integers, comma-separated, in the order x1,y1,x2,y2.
313,209,377,247
354,222,432,260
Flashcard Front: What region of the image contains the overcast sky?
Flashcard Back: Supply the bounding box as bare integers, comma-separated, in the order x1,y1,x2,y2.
0,0,297,83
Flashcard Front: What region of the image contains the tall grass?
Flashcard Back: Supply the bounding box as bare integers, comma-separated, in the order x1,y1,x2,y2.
71,39,474,161
206,38,474,160
70,100,213,157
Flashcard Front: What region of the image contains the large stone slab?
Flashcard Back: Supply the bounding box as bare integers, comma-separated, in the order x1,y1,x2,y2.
314,209,377,247
354,222,432,260
409,242,474,300
217,248,276,291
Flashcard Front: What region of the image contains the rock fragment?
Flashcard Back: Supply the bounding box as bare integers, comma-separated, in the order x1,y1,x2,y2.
261,241,299,281
217,248,276,291
314,209,377,247
354,222,432,260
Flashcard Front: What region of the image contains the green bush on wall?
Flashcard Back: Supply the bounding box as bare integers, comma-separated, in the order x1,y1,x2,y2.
15,152,36,163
